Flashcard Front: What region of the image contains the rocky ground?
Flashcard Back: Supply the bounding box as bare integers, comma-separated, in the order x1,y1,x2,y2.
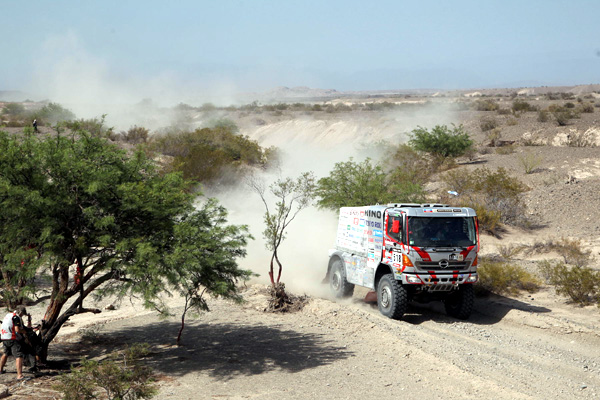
1,88,600,399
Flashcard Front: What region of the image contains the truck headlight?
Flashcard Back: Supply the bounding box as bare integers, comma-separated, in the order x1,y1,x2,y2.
466,275,478,283
406,276,421,284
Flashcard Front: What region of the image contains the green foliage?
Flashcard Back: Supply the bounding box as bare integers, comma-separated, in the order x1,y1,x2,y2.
250,172,316,285
54,343,157,400
64,114,114,137
443,167,528,233
409,124,473,158
538,260,600,305
166,199,254,344
315,158,425,210
477,257,541,295
152,126,270,184
0,129,251,352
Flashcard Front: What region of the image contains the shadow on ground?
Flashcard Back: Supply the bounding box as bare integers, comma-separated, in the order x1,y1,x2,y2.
359,293,551,326
100,320,353,381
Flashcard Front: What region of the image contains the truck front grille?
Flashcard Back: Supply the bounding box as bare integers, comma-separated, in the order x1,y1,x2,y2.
415,261,470,271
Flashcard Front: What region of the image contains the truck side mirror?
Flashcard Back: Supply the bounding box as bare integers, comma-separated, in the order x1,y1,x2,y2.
392,220,400,234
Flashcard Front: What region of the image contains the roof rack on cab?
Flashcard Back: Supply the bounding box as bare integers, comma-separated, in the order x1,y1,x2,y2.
420,204,450,208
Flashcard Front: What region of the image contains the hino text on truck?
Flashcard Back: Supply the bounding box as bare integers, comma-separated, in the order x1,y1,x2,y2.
325,203,479,320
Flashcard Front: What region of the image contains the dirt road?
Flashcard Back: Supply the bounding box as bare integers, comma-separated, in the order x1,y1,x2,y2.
78,284,597,400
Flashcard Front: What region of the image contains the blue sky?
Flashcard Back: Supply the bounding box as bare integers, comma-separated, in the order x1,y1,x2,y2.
2,0,600,99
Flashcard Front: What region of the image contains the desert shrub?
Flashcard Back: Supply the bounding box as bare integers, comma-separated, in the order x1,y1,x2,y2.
64,115,114,138
495,145,515,155
497,243,525,259
506,118,518,126
486,128,502,147
512,100,537,112
564,102,575,109
387,144,435,184
579,103,594,113
517,151,542,174
477,257,541,295
312,104,323,111
151,126,269,184
537,110,549,122
54,343,157,400
479,117,498,132
497,108,511,115
529,237,592,267
566,130,596,147
538,260,600,305
473,99,499,111
119,125,150,144
443,167,529,233
409,124,473,158
315,158,425,210
33,102,76,125
1,102,26,116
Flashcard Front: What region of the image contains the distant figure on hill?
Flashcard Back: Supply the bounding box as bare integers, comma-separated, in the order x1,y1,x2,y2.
32,119,38,133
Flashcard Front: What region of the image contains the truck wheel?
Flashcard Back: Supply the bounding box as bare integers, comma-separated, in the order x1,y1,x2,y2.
377,274,407,320
329,259,354,298
444,285,474,320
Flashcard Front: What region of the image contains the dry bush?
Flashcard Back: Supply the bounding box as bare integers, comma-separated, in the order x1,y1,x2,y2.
443,167,529,234
477,257,541,296
537,110,549,122
495,145,515,155
512,100,538,113
480,117,499,132
567,130,597,148
528,237,592,267
579,103,594,113
497,243,525,259
538,260,600,306
517,151,542,174
473,99,499,111
497,108,512,115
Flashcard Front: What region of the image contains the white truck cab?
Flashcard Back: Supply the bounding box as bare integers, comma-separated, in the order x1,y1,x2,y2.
326,204,479,320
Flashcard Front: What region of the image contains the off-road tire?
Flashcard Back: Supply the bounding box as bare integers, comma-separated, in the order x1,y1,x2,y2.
444,284,474,320
377,274,407,320
329,259,354,298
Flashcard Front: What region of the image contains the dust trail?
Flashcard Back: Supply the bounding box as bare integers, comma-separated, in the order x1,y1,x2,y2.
209,102,458,297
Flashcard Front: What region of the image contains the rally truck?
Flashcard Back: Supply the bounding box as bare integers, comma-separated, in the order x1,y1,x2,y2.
325,204,479,320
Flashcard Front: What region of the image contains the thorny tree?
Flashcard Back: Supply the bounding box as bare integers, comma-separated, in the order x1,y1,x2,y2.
0,129,252,358
249,172,315,306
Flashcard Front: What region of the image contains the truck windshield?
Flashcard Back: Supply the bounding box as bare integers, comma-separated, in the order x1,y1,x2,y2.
407,217,476,248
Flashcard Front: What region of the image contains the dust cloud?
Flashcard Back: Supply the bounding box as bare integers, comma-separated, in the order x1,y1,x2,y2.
210,101,458,298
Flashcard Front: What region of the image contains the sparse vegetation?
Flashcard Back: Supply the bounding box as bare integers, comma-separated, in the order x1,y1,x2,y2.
151,125,273,184
512,100,538,113
480,117,498,132
538,260,600,306
409,124,473,158
477,257,541,296
443,167,529,233
54,343,157,400
517,151,542,174
315,158,425,210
